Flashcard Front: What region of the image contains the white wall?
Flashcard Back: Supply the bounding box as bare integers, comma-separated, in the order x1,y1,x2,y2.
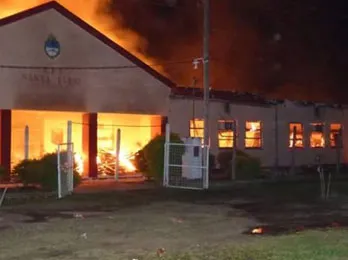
169,97,348,167
169,97,275,166
0,9,170,114
277,101,346,166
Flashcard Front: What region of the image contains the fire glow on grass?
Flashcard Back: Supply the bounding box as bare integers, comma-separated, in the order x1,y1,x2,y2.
0,0,160,71
251,227,263,234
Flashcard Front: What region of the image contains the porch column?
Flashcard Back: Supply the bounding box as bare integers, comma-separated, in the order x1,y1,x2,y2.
82,113,98,178
0,110,11,177
161,116,168,136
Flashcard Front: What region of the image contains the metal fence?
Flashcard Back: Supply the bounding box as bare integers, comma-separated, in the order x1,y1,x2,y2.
163,124,209,190
57,142,74,199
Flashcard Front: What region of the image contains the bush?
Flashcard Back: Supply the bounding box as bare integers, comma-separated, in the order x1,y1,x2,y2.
209,153,216,171
217,149,262,180
0,165,7,181
13,152,82,191
134,133,185,182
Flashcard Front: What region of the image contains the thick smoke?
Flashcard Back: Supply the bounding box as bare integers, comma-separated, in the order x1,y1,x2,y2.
110,0,348,102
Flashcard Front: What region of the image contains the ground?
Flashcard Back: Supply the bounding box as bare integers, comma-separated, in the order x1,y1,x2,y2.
1,180,348,259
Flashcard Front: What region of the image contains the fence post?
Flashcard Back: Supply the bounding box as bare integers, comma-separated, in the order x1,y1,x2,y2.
163,123,170,187
24,125,29,160
57,144,62,199
115,128,121,181
67,121,73,193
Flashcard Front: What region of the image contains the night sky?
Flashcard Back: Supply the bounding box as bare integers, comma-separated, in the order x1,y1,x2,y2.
110,0,348,103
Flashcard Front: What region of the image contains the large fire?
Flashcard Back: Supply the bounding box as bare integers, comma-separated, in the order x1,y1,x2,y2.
11,110,161,177
0,0,158,69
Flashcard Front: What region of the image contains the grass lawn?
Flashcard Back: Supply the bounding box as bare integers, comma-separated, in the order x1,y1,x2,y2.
160,230,348,260
1,180,348,259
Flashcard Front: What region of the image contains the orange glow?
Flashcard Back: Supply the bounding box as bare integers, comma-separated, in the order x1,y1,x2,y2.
251,227,263,234
11,110,83,170
330,123,342,148
74,153,83,175
289,123,304,148
310,123,325,148
0,0,160,70
218,120,235,148
11,110,161,177
97,113,161,176
190,119,204,139
245,121,262,148
218,130,234,148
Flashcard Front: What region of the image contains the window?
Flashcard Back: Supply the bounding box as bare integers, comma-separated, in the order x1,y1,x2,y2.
218,120,235,148
289,123,304,148
245,121,262,148
330,123,342,148
310,123,325,148
189,119,204,139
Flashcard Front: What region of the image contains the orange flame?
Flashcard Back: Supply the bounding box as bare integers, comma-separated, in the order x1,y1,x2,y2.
0,0,159,69
251,227,263,234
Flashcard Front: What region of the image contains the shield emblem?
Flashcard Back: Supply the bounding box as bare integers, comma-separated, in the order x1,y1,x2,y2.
44,35,60,59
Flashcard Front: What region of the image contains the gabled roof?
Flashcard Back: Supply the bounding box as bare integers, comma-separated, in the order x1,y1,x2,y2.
0,1,176,88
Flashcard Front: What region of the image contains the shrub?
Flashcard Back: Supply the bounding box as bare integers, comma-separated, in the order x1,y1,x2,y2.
209,153,216,171
217,149,262,180
13,152,82,191
133,149,147,173
0,165,7,181
135,133,185,182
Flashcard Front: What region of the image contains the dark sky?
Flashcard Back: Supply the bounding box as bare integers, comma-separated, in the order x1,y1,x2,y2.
110,0,348,102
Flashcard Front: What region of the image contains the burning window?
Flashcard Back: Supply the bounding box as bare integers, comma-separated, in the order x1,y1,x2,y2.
289,123,304,148
245,121,262,148
330,123,342,148
218,120,235,148
310,123,325,148
11,110,83,172
190,119,204,139
97,113,159,176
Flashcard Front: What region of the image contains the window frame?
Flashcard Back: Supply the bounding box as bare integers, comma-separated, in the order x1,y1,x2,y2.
288,122,304,149
217,119,235,149
309,122,325,149
189,118,204,139
329,123,343,148
244,120,263,149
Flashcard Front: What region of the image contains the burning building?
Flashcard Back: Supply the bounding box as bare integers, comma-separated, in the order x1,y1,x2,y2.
0,1,348,180
0,1,169,178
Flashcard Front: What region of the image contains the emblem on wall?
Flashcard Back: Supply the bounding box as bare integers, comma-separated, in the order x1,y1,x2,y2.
44,35,61,59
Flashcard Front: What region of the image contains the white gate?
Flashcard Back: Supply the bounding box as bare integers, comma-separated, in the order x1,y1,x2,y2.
57,142,74,199
163,124,209,190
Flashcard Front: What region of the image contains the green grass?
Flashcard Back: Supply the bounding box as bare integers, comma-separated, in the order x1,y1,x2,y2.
156,230,348,260
3,180,348,259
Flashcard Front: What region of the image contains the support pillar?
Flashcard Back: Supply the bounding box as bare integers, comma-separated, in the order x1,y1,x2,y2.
82,113,98,178
0,110,11,178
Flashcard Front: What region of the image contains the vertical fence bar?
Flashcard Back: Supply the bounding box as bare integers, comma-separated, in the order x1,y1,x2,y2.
70,143,74,193
24,125,29,160
115,129,121,181
67,121,73,193
57,145,62,199
163,123,170,187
